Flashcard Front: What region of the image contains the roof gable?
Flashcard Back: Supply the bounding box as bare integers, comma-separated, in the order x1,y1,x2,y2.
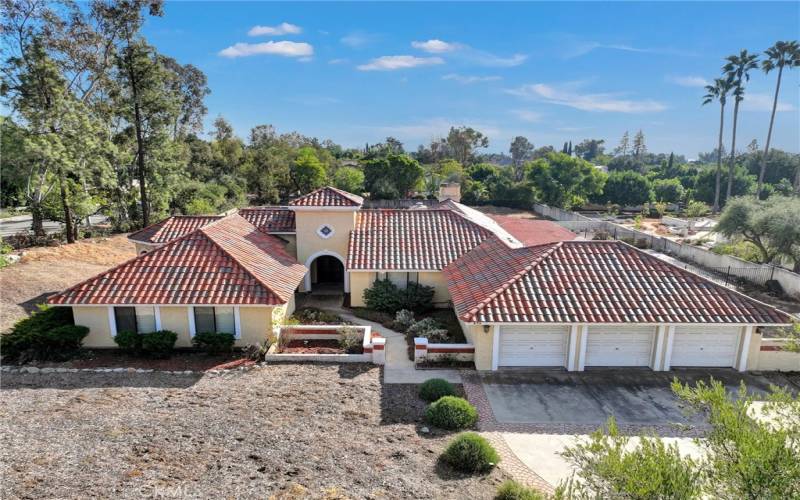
49,215,306,306
238,207,295,233
288,186,364,207
446,240,791,325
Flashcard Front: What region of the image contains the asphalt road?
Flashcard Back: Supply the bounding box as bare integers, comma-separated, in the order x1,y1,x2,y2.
0,214,107,237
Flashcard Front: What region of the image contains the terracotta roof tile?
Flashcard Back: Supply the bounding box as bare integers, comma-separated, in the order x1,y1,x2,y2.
238,207,295,233
288,186,364,207
445,240,792,325
48,215,306,305
488,215,577,247
347,209,491,270
128,215,222,244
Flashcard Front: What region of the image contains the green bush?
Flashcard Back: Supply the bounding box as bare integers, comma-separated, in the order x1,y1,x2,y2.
426,396,478,430
419,378,456,402
363,278,435,314
495,480,545,500
141,330,178,358
338,326,363,354
0,305,79,362
291,307,345,325
441,432,499,474
408,317,450,343
114,330,142,353
192,332,236,354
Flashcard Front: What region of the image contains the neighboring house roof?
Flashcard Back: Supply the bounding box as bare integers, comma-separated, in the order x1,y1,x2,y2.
488,215,577,247
435,199,522,248
128,215,222,244
347,209,492,270
48,215,306,306
445,239,792,325
238,207,295,233
128,208,296,244
288,186,364,207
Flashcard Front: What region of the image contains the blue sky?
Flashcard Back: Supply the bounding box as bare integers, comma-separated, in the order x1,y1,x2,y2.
144,2,800,157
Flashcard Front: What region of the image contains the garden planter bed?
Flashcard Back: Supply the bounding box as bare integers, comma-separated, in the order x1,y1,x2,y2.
263,324,383,364
279,339,363,355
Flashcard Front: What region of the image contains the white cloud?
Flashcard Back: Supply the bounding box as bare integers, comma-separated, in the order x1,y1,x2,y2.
219,41,313,58
340,32,377,48
357,55,444,71
465,50,527,67
511,109,543,122
741,92,795,112
668,75,709,87
562,40,696,59
507,82,666,113
411,39,462,53
248,22,302,36
442,73,501,84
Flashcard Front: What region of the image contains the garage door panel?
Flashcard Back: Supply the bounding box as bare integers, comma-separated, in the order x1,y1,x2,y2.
586,325,655,367
671,326,739,367
499,326,569,367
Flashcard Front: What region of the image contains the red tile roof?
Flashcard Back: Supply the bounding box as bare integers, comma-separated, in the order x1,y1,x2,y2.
238,207,295,233
128,215,222,244
347,209,492,270
488,215,576,247
129,208,296,244
288,186,364,207
49,215,306,305
445,239,792,325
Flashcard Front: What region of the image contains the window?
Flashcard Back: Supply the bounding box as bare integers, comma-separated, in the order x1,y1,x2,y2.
113,306,157,334
193,306,236,336
408,272,419,284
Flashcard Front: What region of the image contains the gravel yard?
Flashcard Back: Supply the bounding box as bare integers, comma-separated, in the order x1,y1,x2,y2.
1,364,507,499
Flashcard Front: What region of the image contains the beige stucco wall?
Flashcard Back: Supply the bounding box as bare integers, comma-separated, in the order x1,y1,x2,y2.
460,321,494,371
418,272,451,305
239,307,272,346
294,210,355,272
750,333,800,371
159,306,191,347
72,306,116,348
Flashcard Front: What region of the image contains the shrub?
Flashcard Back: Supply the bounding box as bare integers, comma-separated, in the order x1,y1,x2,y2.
244,340,272,361
441,432,499,474
408,318,450,343
419,378,456,402
363,278,435,314
338,326,363,354
114,330,141,354
349,307,394,327
192,332,236,354
0,305,78,362
291,307,345,325
426,396,478,430
140,330,178,358
393,309,416,332
495,480,546,500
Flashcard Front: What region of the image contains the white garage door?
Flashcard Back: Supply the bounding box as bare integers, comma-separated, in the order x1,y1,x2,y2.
586,325,655,367
671,326,740,367
499,325,569,367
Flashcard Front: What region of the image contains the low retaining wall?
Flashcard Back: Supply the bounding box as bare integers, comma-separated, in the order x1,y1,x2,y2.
266,325,385,364
755,338,800,372
414,337,474,365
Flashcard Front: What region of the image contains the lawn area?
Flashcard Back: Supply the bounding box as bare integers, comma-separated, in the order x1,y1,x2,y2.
0,365,507,498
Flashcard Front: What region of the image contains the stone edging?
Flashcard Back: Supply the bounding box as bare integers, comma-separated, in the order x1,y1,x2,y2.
1,363,266,376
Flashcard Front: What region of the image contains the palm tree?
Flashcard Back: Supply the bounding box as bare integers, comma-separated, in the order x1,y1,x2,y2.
722,50,759,203
757,41,800,198
702,78,732,213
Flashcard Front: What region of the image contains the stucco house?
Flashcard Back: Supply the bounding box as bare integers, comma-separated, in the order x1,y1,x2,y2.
47,186,792,371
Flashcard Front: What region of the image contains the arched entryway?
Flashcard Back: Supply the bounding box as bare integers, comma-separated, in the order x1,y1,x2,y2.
304,251,348,294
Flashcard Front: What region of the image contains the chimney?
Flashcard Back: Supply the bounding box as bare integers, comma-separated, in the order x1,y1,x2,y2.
438,182,461,203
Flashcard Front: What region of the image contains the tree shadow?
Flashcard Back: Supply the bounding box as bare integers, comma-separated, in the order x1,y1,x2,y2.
17,291,57,314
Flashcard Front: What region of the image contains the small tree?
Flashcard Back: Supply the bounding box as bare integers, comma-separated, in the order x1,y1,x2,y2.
333,166,364,194
596,171,653,207
685,200,710,232
290,147,327,193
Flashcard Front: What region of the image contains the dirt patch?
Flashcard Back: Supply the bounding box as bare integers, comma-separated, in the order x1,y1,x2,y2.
280,339,358,355
0,234,136,332
0,365,507,499
26,350,249,371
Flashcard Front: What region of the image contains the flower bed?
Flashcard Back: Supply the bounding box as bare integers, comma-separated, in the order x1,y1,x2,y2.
264,325,384,364
414,337,475,368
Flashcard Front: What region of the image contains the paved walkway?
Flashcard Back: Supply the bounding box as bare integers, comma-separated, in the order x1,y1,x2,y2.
297,295,462,384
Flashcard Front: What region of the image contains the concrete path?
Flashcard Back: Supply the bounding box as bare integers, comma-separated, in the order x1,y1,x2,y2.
501,433,704,488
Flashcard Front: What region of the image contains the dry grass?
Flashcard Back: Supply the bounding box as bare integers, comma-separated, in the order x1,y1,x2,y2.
0,234,136,332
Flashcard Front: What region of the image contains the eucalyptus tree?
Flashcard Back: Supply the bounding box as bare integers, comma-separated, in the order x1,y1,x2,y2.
722,50,759,203
509,136,534,181
757,40,800,198
702,77,733,213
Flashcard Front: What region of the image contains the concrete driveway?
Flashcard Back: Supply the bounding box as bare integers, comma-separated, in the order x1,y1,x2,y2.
481,368,793,426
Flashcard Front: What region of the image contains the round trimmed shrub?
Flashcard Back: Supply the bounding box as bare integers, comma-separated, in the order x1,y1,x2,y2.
426,396,478,430
114,330,141,353
495,480,546,500
419,378,456,402
192,332,236,354
141,330,178,358
442,432,499,474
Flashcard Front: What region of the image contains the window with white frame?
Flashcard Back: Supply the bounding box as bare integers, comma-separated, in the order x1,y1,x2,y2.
114,306,157,334
193,306,236,336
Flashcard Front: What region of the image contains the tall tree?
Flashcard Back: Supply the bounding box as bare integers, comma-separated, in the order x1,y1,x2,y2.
446,126,489,166
757,41,800,198
631,130,647,160
722,49,759,203
574,139,605,161
528,152,607,209
703,77,733,213
613,131,630,156
509,136,534,181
